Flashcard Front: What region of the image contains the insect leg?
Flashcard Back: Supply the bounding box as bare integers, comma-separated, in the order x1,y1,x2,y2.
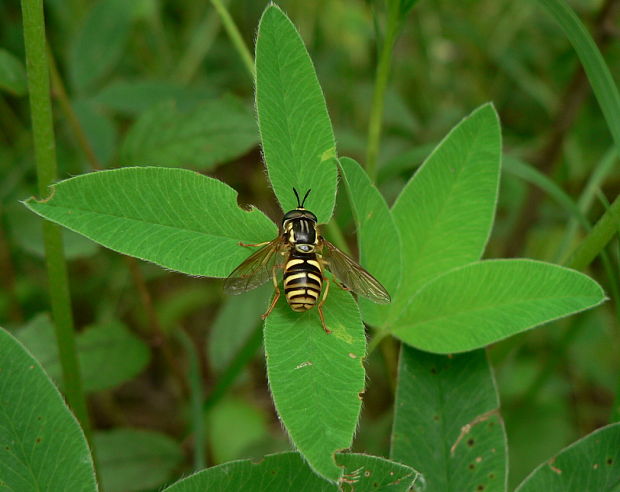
261,266,281,321
317,277,331,334
240,240,271,248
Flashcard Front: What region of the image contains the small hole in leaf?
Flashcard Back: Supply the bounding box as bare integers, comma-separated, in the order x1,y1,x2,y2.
467,438,475,447
607,458,613,465
477,485,485,491
35,438,41,444
430,367,437,374
469,464,475,470
488,473,495,479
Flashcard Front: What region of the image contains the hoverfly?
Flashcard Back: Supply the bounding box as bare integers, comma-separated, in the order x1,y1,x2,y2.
224,188,390,333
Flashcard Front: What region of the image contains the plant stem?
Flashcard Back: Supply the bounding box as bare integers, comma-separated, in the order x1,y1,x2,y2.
564,194,620,270
365,0,401,182
210,0,255,79
21,0,91,434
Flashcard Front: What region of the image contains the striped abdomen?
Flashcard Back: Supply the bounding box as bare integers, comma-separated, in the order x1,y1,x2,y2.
283,252,323,312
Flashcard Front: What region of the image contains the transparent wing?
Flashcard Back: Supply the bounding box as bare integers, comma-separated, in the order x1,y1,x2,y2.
321,239,391,304
224,238,284,295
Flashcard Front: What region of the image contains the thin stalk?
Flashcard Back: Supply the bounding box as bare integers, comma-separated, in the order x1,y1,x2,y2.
564,194,620,270
210,0,255,79
178,330,206,470
365,0,401,182
21,0,91,433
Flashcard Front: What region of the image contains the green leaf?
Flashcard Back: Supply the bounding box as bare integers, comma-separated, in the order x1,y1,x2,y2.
339,157,401,327
162,451,421,491
0,48,27,96
94,428,183,492
208,284,270,373
389,104,501,322
255,4,338,223
264,287,366,482
92,79,215,115
0,327,97,491
515,423,620,491
393,259,606,353
69,0,135,93
16,314,150,392
23,167,277,277
391,346,506,492
120,96,259,170
536,0,620,158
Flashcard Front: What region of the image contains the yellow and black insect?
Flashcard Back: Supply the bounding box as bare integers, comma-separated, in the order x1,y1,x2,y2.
224,188,390,333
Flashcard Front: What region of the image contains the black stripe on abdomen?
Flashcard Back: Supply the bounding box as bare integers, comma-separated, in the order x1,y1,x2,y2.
284,256,322,312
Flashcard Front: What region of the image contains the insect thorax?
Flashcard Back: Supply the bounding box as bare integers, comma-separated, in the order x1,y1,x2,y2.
283,213,319,253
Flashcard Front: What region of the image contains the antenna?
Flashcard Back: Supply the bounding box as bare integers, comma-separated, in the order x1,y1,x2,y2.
293,188,302,207
292,188,312,208
301,189,311,207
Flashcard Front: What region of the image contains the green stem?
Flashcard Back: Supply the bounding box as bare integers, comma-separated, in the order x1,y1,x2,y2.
365,0,401,182
564,194,620,270
21,0,91,434
210,0,255,79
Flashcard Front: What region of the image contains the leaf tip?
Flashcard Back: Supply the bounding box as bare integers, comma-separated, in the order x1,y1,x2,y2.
470,101,500,123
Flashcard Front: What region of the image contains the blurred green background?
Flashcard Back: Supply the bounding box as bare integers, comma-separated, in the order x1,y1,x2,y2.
1,0,619,490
